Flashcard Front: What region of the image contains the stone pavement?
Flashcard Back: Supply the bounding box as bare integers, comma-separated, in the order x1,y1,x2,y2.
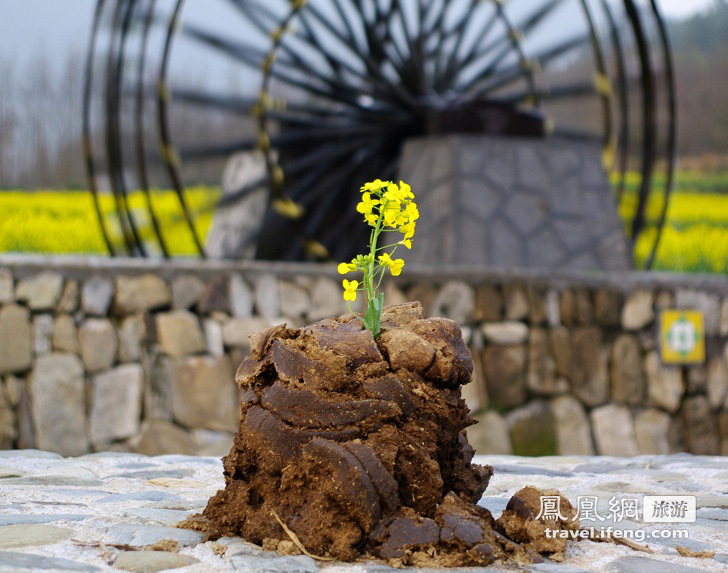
0,451,726,572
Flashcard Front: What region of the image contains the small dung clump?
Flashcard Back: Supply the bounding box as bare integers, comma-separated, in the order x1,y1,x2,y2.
187,303,577,566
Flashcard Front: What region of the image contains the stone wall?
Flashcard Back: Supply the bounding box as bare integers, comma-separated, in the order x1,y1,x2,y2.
0,254,727,457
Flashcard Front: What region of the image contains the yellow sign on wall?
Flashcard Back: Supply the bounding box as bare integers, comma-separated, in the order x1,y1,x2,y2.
660,310,705,364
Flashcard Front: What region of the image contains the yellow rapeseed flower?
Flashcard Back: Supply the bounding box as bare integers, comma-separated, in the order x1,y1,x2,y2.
382,183,402,202
389,258,405,276
378,252,405,276
361,179,390,192
338,262,356,274
359,192,379,208
399,221,416,241
382,202,401,227
342,279,359,301
405,201,419,222
378,252,393,265
357,192,381,227
398,180,414,199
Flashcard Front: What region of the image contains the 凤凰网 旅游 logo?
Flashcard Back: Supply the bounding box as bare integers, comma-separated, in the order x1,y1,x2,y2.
540,494,694,543
643,495,696,523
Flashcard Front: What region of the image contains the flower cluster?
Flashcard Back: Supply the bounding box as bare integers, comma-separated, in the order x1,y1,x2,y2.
338,180,418,337
356,179,418,245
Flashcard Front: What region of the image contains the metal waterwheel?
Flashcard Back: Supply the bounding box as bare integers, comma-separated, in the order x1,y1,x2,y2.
83,0,675,267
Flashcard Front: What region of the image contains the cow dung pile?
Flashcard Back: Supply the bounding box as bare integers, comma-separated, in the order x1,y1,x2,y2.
185,302,578,567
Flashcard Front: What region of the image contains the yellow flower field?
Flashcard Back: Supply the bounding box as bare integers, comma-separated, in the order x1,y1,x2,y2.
0,188,219,257
618,173,728,273
1,173,727,273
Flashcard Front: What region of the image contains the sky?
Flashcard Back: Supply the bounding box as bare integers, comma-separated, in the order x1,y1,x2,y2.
657,0,716,17
0,1,94,67
0,0,717,69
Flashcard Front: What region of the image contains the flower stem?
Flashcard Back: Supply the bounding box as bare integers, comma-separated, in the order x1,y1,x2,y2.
338,179,417,339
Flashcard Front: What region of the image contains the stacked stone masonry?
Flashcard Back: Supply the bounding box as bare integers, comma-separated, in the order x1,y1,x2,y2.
0,255,727,458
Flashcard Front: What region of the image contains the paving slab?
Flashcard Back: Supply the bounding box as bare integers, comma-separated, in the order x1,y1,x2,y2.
0,452,726,572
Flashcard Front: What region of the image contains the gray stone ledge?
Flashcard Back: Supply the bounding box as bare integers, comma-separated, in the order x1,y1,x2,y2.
1,254,728,294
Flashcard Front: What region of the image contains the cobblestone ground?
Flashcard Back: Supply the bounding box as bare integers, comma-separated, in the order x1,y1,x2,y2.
0,451,726,572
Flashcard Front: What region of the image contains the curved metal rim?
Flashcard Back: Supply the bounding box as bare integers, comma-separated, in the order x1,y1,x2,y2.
157,0,208,257
106,0,148,256
134,0,171,258
82,0,116,256
643,0,677,270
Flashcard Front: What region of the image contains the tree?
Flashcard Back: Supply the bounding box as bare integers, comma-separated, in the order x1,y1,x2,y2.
0,58,18,187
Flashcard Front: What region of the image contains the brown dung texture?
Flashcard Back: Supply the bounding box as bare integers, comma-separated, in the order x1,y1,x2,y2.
194,303,576,566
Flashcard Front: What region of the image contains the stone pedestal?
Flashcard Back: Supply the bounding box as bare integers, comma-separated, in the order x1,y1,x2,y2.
206,151,268,259
398,135,632,270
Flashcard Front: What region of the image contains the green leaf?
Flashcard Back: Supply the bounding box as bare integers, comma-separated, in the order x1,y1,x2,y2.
364,300,375,333
371,293,384,338
363,293,384,338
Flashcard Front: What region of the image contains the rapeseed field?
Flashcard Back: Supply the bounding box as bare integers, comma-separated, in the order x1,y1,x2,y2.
618,173,728,273
1,173,727,273
0,187,218,257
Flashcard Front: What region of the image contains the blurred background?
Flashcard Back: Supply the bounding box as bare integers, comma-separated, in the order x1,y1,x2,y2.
0,1,727,460
0,0,727,271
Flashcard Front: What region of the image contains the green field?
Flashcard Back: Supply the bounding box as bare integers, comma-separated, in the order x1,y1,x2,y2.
1,173,728,273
